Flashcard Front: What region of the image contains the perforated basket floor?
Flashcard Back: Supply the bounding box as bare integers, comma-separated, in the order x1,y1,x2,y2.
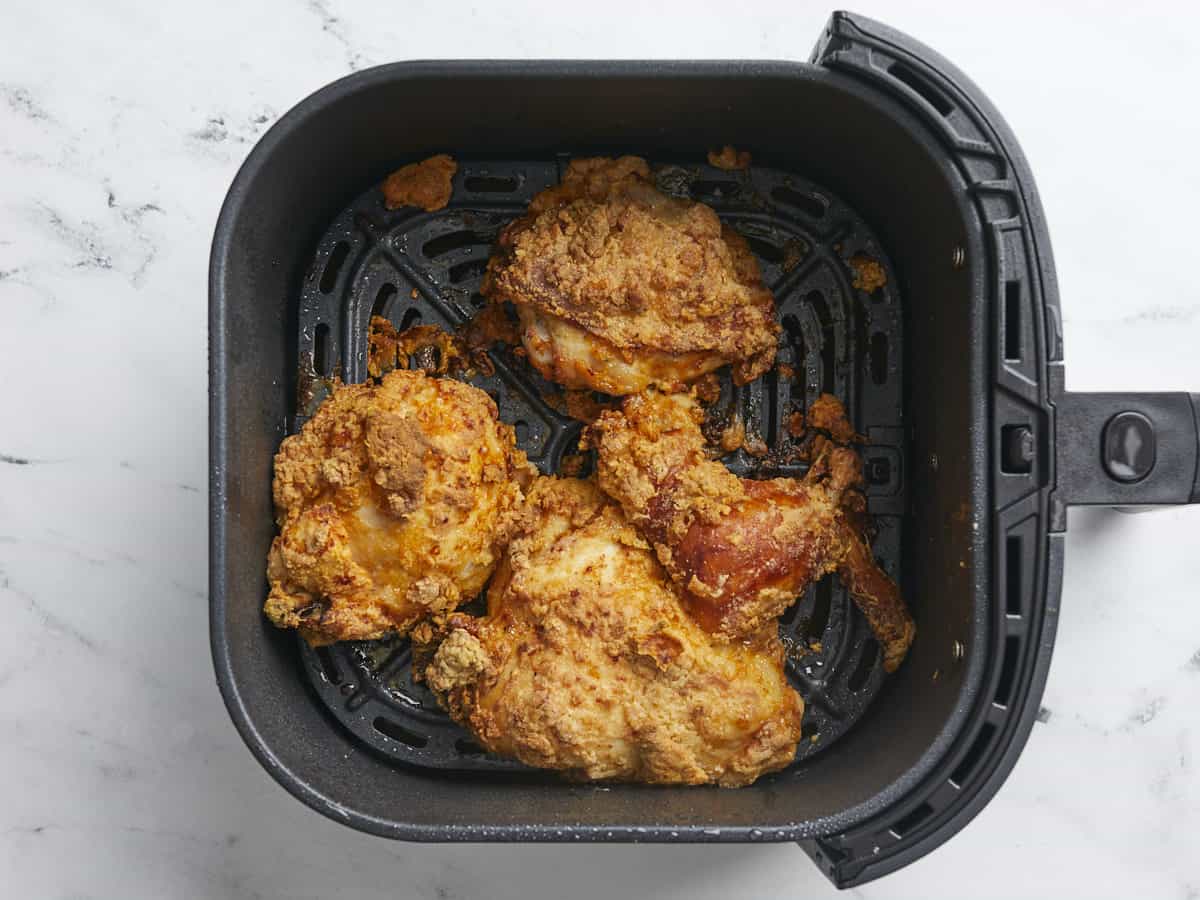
291,156,906,774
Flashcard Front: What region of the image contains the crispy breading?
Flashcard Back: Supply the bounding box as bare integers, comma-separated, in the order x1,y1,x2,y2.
423,477,803,786
481,156,779,394
588,390,914,672
381,154,457,212
265,368,534,646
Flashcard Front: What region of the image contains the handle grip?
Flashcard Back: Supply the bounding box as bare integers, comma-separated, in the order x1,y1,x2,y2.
1054,391,1200,507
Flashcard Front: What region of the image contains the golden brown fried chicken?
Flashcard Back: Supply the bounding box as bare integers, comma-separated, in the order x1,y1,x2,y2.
421,477,803,786
265,369,533,646
481,156,779,395
587,390,915,672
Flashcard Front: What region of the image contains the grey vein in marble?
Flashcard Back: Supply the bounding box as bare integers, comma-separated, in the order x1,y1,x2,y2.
1,83,52,120
308,0,368,71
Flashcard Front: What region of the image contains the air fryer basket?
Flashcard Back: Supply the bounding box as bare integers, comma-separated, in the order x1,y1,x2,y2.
297,158,905,772
209,11,1200,888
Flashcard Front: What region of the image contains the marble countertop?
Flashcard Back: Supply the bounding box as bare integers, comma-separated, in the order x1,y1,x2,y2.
3,1,1198,897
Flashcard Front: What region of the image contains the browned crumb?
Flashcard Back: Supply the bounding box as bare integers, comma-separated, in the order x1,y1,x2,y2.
719,413,746,454
368,315,400,378
807,393,863,444
410,288,419,300
787,410,806,439
742,430,768,457
402,325,468,374
296,361,337,418
699,404,739,452
381,154,457,212
558,453,588,478
707,145,752,171
809,734,820,744
777,363,796,382
368,316,469,378
693,372,722,405
782,239,807,273
809,640,823,653
848,254,887,294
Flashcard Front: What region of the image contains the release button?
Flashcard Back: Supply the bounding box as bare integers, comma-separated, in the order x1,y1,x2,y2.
1103,412,1156,483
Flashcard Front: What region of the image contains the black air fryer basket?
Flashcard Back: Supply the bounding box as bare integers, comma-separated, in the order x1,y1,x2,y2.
209,12,1200,887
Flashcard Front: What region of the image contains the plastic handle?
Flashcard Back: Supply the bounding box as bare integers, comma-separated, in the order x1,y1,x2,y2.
1054,392,1200,507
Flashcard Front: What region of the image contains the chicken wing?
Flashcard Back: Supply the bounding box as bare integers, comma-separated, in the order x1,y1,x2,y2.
265,369,533,646
481,156,780,395
587,390,915,672
420,477,803,786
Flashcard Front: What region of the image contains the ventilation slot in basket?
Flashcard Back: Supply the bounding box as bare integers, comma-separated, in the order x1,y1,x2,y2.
888,62,954,116
422,230,490,259
319,241,350,293
848,638,879,691
372,282,398,320
464,175,518,193
1006,536,1022,616
994,635,1020,708
313,323,331,376
373,716,428,748
1004,281,1022,361
889,802,933,839
950,722,997,788
771,186,826,220
690,179,740,201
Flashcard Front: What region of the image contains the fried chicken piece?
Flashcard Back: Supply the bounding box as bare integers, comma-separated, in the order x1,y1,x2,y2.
381,154,457,212
481,156,779,395
265,369,533,646
587,390,914,672
421,477,803,786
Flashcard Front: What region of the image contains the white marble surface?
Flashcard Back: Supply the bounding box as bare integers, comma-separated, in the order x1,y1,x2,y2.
2,0,1199,897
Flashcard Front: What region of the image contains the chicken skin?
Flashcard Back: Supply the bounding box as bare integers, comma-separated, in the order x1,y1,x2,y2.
265,369,533,646
421,477,803,786
587,390,915,672
481,156,780,395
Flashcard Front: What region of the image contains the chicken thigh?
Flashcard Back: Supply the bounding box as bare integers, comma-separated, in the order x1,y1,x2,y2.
421,477,803,786
587,390,915,672
266,369,533,645
481,156,779,395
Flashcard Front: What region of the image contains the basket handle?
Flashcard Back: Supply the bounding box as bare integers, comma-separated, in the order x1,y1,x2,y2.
1053,392,1200,508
